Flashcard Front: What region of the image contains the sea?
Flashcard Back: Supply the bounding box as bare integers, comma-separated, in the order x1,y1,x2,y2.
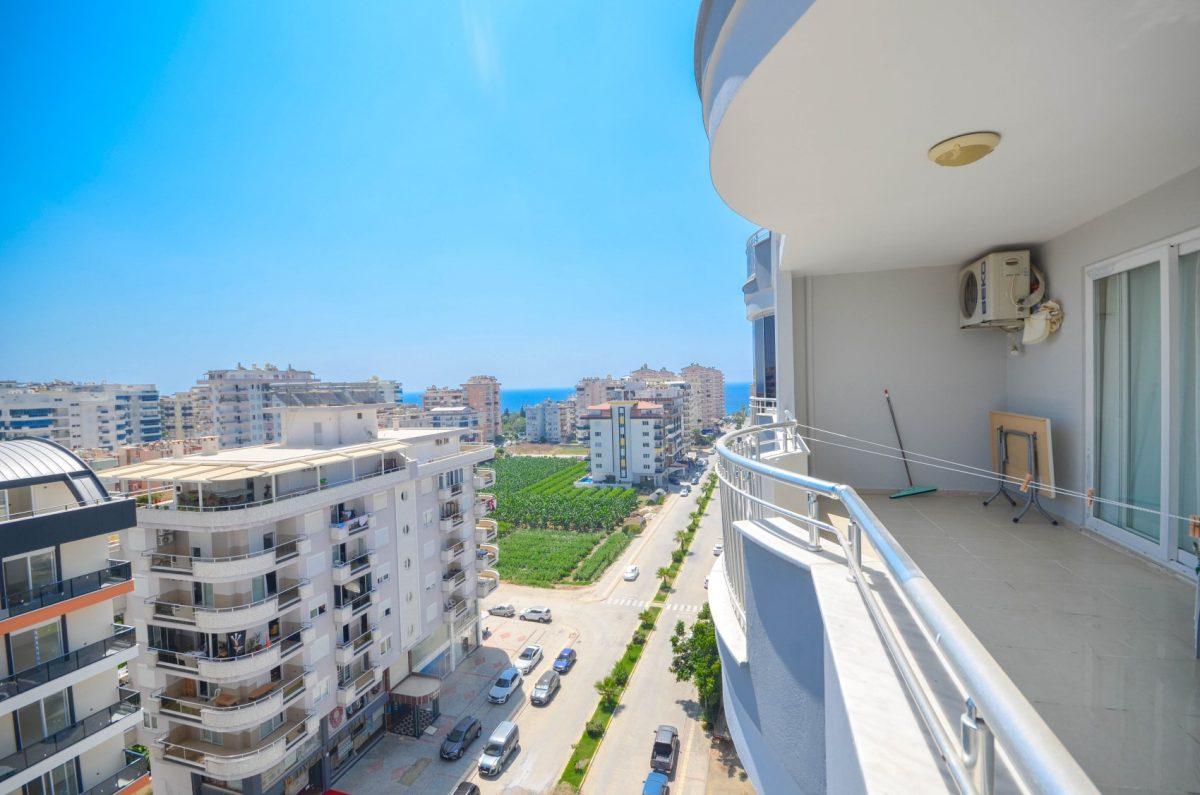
403,382,752,415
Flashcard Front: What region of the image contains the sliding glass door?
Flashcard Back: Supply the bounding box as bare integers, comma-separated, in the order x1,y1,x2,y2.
1087,233,1199,572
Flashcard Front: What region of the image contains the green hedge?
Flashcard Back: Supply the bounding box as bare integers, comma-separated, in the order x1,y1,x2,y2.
570,530,633,583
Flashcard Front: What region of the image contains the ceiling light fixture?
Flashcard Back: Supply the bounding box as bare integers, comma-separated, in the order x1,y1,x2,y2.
928,131,1000,167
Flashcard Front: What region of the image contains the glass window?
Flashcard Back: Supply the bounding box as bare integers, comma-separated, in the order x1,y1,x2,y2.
1177,251,1199,554
752,315,777,399
10,621,64,672
1094,262,1161,541
16,688,71,746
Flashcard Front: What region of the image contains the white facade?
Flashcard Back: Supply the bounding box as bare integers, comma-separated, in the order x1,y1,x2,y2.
0,382,161,451
579,400,670,485
523,398,576,444
103,406,495,794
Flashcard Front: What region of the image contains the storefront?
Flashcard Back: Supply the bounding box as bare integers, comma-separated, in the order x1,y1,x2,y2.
327,691,388,783
387,673,442,737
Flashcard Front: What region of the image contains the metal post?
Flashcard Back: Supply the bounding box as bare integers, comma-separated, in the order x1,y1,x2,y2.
807,492,820,549
848,520,861,581
961,698,995,795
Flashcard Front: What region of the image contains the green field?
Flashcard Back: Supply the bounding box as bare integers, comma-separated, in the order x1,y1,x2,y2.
492,457,637,531
495,529,603,587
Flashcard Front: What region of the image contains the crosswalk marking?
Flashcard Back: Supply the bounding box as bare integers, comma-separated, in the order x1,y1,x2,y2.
604,597,703,613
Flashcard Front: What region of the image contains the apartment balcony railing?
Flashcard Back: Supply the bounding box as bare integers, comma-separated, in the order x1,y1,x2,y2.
153,623,309,682
0,689,141,784
335,627,378,667
80,748,150,795
749,396,778,421
473,468,495,489
0,624,135,702
158,711,316,780
475,518,498,544
441,567,467,594
147,580,310,631
474,494,495,518
333,590,375,625
332,550,375,585
330,512,372,543
439,513,465,534
476,569,499,597
154,667,311,731
437,482,464,501
129,463,407,514
147,536,309,579
440,541,467,564
443,595,469,623
715,421,1094,795
0,560,132,621
336,665,381,707
476,544,498,568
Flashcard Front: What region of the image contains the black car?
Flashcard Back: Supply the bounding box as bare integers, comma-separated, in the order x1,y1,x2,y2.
650,724,680,774
440,715,483,760
452,784,480,795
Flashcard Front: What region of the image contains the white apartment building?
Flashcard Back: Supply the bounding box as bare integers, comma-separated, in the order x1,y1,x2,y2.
0,438,147,795
523,398,577,444
574,376,623,410
160,389,204,442
680,364,725,431
100,405,496,794
0,382,162,452
579,400,671,486
697,2,1200,793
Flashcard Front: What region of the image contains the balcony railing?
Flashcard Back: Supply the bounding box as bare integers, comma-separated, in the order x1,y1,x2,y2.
81,748,149,795
0,689,141,783
153,623,307,671
147,580,307,626
0,560,131,620
0,624,135,702
155,667,309,722
146,537,305,574
716,421,1094,795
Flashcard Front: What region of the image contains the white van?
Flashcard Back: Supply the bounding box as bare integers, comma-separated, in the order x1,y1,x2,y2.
479,720,519,776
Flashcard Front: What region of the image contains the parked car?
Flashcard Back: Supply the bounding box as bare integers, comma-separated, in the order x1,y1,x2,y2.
650,725,680,774
681,486,691,496
713,542,723,556
440,715,482,760
552,647,577,673
624,564,640,581
478,721,520,776
487,667,522,704
530,670,561,705
642,771,671,795
704,575,709,589
452,783,481,795
519,606,552,623
515,644,543,675
488,603,515,617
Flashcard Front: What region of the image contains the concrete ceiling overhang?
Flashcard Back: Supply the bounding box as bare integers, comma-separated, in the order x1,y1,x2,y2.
707,0,1200,274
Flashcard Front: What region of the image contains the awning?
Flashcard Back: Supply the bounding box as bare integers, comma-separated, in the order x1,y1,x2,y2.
346,447,386,459
367,440,409,453
389,674,441,704
252,460,314,476
198,466,261,482
303,453,349,468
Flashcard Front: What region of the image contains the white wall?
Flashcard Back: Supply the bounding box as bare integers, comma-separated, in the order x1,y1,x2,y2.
801,264,1008,492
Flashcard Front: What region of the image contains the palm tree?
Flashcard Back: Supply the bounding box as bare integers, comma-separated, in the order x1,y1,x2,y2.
594,676,621,710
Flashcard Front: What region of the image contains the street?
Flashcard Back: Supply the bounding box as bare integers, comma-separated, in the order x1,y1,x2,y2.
333,471,752,794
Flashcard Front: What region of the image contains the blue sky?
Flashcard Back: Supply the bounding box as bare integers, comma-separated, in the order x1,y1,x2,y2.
0,2,755,394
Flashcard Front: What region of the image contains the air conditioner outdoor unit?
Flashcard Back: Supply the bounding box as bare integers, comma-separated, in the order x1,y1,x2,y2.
958,250,1042,329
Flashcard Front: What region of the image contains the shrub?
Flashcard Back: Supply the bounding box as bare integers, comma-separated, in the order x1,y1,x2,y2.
671,549,684,564
585,720,605,739
613,668,629,687
631,630,646,645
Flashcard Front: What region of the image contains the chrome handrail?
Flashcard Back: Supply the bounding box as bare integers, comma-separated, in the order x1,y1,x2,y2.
715,421,1096,795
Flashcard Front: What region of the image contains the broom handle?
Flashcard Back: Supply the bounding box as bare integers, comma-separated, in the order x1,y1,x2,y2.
884,389,915,487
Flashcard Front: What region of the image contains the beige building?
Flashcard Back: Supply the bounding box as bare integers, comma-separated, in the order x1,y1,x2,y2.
680,363,725,431
423,376,501,443
575,376,622,409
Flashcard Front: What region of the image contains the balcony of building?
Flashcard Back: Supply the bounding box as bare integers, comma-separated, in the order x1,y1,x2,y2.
335,625,379,667
714,422,1198,794
153,623,309,682
336,660,382,707
443,595,470,623
0,689,142,787
146,535,309,580
439,511,465,534
80,748,150,795
147,579,310,632
332,549,375,586
477,543,498,568
153,666,311,732
157,708,316,780
748,395,778,424
474,493,495,518
476,569,499,597
330,508,372,543
0,560,132,624
0,624,137,704
441,540,467,565
475,518,498,544
474,468,495,490
441,566,467,595
332,589,376,625
437,481,464,501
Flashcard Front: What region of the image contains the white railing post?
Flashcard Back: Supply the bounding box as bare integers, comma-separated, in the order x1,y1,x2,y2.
848,519,861,581
807,492,820,549
961,698,995,795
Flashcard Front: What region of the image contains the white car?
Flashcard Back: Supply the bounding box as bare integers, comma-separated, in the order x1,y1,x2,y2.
681,486,691,496
713,542,724,556
623,565,640,581
519,606,552,623
488,603,515,617
515,644,543,674
487,667,522,703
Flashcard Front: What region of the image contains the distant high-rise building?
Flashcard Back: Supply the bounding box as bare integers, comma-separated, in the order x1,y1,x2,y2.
628,364,678,384
0,381,161,451
423,376,502,443
575,376,623,409
681,363,726,431
524,398,577,444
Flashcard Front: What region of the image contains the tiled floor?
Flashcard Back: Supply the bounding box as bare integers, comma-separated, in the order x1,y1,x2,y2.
862,494,1199,795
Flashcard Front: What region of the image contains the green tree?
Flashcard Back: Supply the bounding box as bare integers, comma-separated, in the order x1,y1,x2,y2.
669,603,722,727
594,676,621,710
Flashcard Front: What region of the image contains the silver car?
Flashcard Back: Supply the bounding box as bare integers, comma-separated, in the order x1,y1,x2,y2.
487,667,522,704
530,670,560,705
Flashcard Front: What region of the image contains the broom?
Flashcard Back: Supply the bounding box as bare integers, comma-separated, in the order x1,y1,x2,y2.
884,389,937,499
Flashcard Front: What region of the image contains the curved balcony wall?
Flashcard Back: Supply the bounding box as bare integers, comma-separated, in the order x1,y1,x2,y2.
195,597,280,632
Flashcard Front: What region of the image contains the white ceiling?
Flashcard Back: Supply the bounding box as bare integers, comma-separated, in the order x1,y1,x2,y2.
708,0,1200,273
